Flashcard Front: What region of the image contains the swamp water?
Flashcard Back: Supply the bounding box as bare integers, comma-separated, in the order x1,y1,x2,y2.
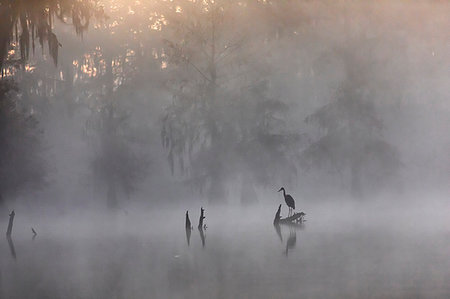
1,200,449,299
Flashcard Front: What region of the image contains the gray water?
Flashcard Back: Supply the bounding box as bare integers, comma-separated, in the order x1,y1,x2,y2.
1,199,449,299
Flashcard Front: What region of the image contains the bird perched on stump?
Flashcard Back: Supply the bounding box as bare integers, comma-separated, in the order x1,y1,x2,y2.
278,187,295,216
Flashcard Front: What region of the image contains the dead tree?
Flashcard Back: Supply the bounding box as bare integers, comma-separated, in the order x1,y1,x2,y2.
6,210,15,236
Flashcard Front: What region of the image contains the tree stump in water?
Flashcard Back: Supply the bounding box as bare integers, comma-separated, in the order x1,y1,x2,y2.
273,205,306,226
185,211,192,246
185,211,192,229
6,210,15,236
198,207,205,230
197,207,206,247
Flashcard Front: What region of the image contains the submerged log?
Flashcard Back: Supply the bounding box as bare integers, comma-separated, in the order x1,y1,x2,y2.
273,205,306,225
6,210,15,236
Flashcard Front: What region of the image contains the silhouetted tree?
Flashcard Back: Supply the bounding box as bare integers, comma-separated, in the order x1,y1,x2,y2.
0,80,45,204
159,0,303,203
84,94,150,208
302,41,401,198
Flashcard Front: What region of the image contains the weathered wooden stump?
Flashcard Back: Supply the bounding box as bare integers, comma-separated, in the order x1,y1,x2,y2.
185,211,192,230
273,205,306,226
198,207,205,230
197,207,206,247
185,211,192,246
6,210,15,236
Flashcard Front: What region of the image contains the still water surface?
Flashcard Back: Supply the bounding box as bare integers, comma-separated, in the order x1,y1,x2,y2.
1,201,449,298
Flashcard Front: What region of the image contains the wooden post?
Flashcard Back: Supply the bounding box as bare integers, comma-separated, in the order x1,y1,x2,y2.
6,210,15,236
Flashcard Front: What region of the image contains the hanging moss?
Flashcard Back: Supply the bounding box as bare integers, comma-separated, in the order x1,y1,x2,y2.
0,0,105,70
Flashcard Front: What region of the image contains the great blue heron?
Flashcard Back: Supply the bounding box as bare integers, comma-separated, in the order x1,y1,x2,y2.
278,187,295,216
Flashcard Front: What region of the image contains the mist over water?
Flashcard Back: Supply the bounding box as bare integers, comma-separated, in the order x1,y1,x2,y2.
0,0,449,298
1,197,449,298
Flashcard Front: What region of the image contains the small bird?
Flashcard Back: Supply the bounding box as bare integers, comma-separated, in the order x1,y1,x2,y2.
278,187,295,216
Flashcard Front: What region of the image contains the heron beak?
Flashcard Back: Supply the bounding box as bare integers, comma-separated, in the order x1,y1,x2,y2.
277,188,282,192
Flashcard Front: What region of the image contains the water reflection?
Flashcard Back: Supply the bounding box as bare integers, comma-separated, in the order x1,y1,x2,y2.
274,219,304,257
198,227,206,248
7,235,17,260
285,227,297,256
274,223,283,242
185,227,191,246
32,227,37,241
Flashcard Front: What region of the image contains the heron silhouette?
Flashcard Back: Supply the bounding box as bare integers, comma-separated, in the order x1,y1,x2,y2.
278,187,295,216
